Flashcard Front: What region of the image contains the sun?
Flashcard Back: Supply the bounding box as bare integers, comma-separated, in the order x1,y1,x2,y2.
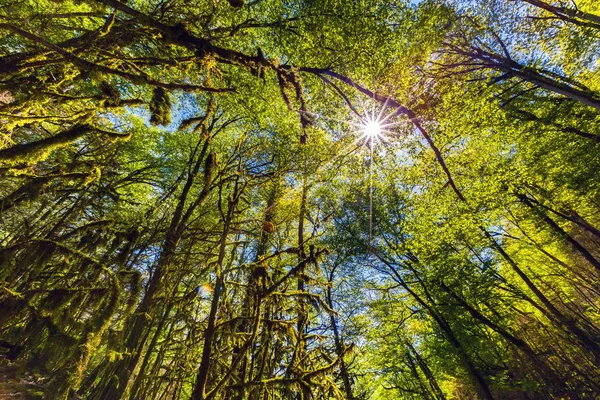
363,120,382,139
357,101,398,147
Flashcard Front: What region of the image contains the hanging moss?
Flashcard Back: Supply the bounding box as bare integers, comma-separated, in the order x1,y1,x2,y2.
149,87,172,126
38,289,73,312
99,81,121,106
0,176,51,213
204,151,216,188
123,270,142,318
228,0,245,8
115,228,139,266
64,279,121,397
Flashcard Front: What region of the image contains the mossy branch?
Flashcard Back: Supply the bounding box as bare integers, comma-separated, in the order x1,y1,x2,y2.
0,125,90,165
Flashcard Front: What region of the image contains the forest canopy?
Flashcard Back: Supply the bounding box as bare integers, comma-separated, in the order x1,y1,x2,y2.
1,0,599,399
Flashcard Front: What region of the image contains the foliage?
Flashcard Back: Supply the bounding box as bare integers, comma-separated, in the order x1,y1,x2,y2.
1,0,599,399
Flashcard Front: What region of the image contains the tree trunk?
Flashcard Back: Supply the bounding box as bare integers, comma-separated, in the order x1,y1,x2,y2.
326,267,354,400
191,176,242,400
377,256,495,400
517,193,600,272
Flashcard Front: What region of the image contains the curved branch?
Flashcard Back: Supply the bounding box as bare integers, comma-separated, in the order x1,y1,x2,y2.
301,67,466,200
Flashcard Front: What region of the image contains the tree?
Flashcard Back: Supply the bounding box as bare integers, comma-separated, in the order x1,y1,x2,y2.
2,0,600,399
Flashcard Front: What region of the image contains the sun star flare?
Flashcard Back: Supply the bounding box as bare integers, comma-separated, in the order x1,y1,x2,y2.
364,120,382,139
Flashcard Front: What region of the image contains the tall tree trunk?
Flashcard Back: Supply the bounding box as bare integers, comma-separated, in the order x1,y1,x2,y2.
485,231,600,363
377,256,495,400
95,137,212,399
128,301,174,400
517,193,600,272
405,346,433,400
296,184,311,400
192,175,243,400
234,184,278,400
438,281,563,393
405,340,446,400
326,266,354,400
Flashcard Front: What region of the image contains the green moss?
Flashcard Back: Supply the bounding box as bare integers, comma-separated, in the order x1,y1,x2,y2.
0,125,90,166
149,87,171,126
